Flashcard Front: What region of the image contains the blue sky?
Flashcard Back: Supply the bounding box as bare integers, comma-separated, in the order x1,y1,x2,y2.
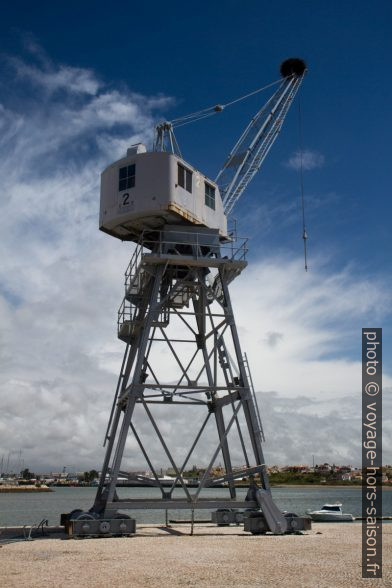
3,2,391,275
0,1,391,470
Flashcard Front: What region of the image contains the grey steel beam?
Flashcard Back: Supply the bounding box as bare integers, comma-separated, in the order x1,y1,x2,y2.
103,342,130,446
214,404,236,499
140,400,207,405
212,391,242,407
204,465,265,486
168,411,211,494
218,269,270,492
104,266,165,508
144,254,247,271
142,400,192,501
106,499,258,510
130,424,165,495
195,401,242,500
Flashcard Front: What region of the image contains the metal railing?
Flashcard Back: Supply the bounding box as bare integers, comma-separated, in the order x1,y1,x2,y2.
117,294,170,340
117,229,248,338
134,229,248,263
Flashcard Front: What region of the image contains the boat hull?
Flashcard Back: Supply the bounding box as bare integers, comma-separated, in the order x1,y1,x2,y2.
309,513,354,522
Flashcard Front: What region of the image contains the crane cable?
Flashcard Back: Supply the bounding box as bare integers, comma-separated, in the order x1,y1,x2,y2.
298,95,309,272
168,75,289,129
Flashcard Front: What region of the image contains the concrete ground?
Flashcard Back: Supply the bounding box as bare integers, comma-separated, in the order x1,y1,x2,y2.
0,523,391,587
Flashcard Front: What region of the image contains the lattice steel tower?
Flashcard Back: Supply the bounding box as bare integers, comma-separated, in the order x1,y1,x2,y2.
65,58,310,537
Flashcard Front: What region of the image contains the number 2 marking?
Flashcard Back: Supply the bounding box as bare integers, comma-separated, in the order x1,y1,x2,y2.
122,193,129,206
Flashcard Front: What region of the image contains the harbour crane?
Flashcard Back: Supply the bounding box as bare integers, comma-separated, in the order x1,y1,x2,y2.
65,58,310,538
154,57,306,216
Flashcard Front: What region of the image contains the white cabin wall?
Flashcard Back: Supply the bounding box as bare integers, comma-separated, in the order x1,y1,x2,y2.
100,150,227,240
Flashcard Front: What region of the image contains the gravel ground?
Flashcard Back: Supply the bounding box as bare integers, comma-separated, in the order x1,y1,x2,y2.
0,523,391,587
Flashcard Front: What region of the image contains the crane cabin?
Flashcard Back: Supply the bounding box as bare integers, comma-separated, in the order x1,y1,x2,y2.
99,143,228,244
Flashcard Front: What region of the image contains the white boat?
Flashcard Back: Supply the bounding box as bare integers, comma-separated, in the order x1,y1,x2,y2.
306,503,354,521
152,475,189,487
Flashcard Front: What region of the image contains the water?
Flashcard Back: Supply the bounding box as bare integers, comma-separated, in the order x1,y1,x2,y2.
1,486,391,527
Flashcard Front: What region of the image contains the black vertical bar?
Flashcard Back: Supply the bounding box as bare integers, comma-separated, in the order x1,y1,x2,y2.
362,328,382,579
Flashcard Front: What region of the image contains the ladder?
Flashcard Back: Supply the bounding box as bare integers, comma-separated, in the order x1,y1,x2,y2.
243,352,265,442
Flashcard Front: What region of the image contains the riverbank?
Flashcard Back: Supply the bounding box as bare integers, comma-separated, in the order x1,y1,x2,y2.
0,523,390,587
270,483,392,489
0,485,52,493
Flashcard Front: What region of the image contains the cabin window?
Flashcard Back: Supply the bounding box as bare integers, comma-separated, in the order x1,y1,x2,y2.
178,164,192,193
205,182,215,210
119,164,135,191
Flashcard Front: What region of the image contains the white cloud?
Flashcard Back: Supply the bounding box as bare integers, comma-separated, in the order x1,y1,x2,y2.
0,51,172,472
10,57,101,95
286,149,325,171
259,389,392,466
231,257,391,398
0,50,390,475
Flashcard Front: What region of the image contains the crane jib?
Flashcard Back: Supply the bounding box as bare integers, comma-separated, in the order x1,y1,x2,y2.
218,74,304,216
152,62,306,219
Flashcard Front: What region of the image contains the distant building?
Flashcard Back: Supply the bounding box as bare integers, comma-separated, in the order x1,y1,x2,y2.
352,473,363,481
336,465,352,474
339,472,352,481
315,463,332,474
267,465,281,474
281,465,310,473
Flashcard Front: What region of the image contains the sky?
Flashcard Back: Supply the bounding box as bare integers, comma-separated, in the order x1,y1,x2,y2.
0,1,391,474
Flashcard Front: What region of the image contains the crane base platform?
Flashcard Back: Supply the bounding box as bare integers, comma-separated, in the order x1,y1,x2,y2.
244,512,311,535
62,512,136,538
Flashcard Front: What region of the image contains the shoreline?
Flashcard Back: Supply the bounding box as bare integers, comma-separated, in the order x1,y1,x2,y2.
1,482,389,493
1,483,390,491
271,483,359,488
0,485,52,493
270,483,392,489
